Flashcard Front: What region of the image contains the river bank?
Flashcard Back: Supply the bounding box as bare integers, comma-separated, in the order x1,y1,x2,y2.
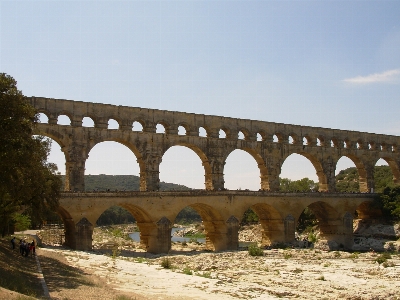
5,223,400,299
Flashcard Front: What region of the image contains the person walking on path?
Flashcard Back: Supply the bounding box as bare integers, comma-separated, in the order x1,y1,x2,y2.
10,237,16,250
30,241,35,256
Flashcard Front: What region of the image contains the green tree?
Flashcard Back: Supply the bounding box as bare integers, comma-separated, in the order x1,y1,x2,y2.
0,73,62,236
280,177,318,192
374,186,400,222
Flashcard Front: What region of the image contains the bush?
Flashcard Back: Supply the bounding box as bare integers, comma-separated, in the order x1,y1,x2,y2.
160,257,172,269
248,244,264,256
375,252,392,265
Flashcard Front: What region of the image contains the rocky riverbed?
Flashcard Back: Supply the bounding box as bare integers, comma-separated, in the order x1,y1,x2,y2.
31,222,400,299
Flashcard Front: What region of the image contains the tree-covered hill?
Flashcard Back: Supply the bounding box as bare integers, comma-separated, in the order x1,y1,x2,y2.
336,165,394,193
61,174,191,192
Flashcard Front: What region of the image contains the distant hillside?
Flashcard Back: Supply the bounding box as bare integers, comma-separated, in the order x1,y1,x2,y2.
336,165,394,193
61,174,191,191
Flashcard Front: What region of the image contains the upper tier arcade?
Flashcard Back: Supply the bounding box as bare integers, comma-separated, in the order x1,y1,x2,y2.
29,96,400,192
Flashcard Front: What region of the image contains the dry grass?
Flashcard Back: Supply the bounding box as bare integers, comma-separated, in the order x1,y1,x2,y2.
0,236,43,298
0,236,148,300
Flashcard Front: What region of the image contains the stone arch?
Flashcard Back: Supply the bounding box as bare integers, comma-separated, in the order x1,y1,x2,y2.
219,127,230,139
375,157,400,186
86,139,144,186
132,120,144,132
172,203,226,251
247,203,284,246
298,201,340,240
160,143,210,189
257,130,266,141
303,135,313,146
330,137,339,148
337,154,368,192
95,203,153,250
57,112,72,125
107,118,120,129
56,110,73,121
355,200,381,219
198,126,208,137
238,128,250,140
178,123,189,135
281,152,325,191
156,120,169,133
37,111,49,123
82,116,95,127
317,135,325,147
56,206,76,248
223,147,267,190
288,133,299,144
278,132,288,143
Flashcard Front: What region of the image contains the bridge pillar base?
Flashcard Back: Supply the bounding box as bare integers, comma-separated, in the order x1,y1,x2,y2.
142,218,172,254
226,216,239,250
75,218,93,251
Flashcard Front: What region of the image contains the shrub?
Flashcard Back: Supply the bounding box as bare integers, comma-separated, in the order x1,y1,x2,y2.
248,244,264,256
283,252,292,259
375,253,392,265
182,267,192,275
196,271,211,278
160,257,172,269
334,251,341,258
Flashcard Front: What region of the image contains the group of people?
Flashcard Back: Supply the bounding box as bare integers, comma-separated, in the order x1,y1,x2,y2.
10,237,35,257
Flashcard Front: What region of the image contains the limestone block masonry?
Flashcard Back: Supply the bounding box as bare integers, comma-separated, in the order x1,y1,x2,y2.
29,97,399,253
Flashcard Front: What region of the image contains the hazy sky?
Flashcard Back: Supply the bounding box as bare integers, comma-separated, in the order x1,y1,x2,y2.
1,1,399,189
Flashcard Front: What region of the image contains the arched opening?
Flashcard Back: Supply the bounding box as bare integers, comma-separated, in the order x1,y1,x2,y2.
238,131,245,140
94,204,151,253
178,125,186,135
156,123,166,133
331,138,338,148
46,138,66,176
335,156,360,192
159,146,205,189
256,133,263,141
82,116,94,127
132,121,143,132
108,119,119,129
171,206,205,251
57,115,71,125
224,149,260,190
316,137,322,146
344,139,351,149
199,127,207,137
85,141,141,190
37,112,49,123
219,129,227,138
171,203,225,251
374,158,398,192
296,201,340,249
96,206,136,226
239,207,262,247
288,136,294,144
280,154,318,191
273,134,279,142
246,203,283,247
302,137,308,145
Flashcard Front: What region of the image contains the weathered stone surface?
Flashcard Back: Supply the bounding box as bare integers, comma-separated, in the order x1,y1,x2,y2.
28,97,399,253
30,97,400,193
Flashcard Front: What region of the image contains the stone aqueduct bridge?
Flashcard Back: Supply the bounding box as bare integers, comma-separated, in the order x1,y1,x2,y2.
30,97,400,253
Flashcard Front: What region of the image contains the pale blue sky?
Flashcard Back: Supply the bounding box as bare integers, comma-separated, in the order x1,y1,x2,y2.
1,1,400,189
